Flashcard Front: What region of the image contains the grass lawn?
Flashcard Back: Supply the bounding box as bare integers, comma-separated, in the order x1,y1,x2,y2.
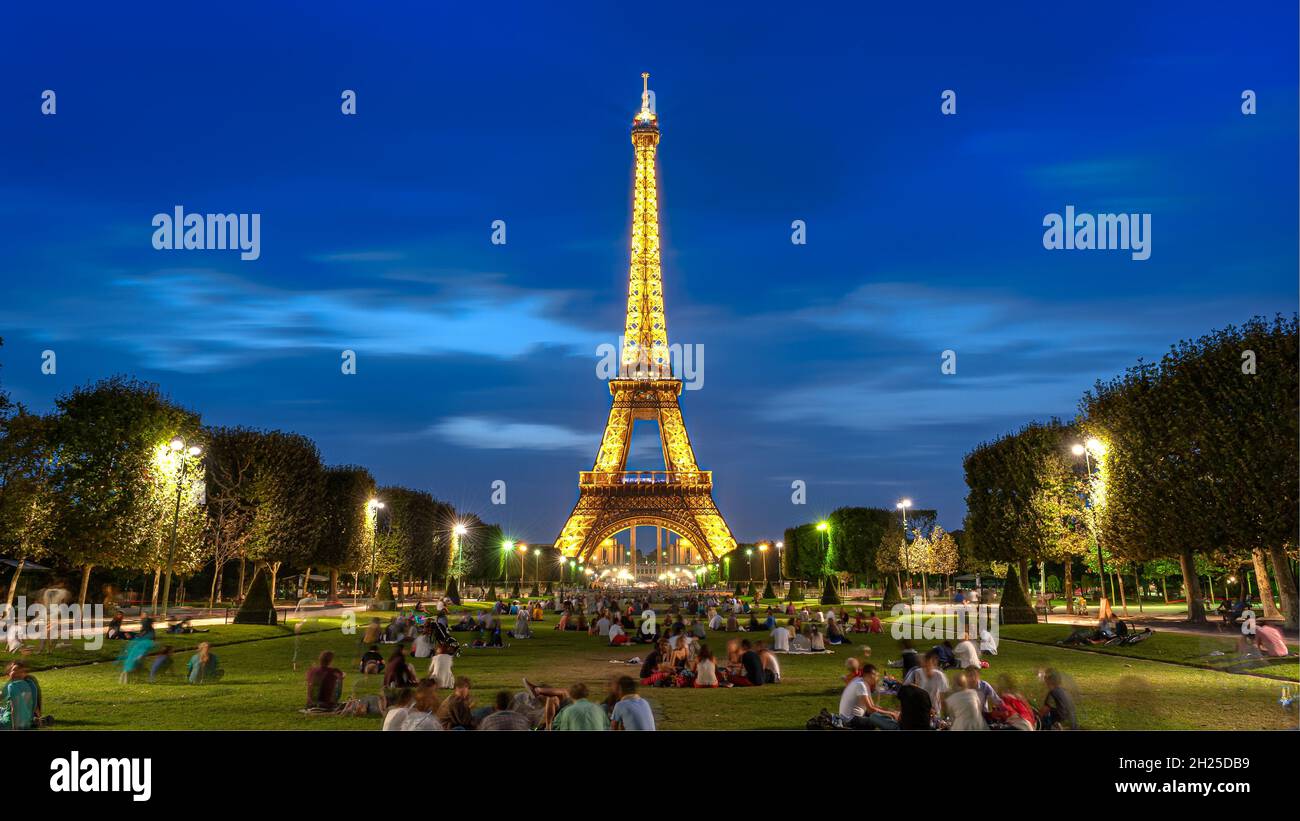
15,609,1298,730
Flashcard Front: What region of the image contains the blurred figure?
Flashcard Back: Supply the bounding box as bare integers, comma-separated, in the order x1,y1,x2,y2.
0,661,41,729
1038,667,1078,730
400,680,444,731
187,642,221,684
306,650,344,710
946,671,988,731
148,646,175,682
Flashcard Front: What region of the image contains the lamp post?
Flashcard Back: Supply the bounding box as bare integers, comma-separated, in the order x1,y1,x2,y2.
451,523,467,587
758,543,769,584
517,543,528,593
501,540,514,591
816,521,830,595
366,499,385,596
159,437,202,616
775,541,784,586
895,499,912,598
745,548,754,585
533,548,541,592
1072,438,1111,616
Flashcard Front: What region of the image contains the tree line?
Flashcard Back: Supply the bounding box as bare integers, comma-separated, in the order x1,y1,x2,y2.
962,315,1298,626
0,354,548,610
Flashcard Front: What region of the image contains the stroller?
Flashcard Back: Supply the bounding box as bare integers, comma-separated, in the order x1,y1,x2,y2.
431,620,462,658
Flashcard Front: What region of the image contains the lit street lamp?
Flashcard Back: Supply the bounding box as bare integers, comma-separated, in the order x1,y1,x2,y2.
502,540,515,590
1072,438,1111,616
896,499,912,598
159,437,202,616
745,548,754,584
775,541,784,585
758,543,770,583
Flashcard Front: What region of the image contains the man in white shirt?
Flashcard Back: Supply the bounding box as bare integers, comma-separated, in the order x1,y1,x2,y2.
770,623,791,652
902,650,949,714
954,633,980,668
595,614,612,637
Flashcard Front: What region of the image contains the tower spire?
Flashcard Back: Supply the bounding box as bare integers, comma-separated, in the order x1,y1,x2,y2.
623,72,667,378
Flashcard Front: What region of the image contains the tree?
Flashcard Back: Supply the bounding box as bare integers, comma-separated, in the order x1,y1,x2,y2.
47,377,204,606
926,525,959,593
998,565,1037,624
0,410,57,608
316,466,376,601
1082,316,1298,625
827,507,892,579
204,428,258,606
239,430,326,601
233,565,277,624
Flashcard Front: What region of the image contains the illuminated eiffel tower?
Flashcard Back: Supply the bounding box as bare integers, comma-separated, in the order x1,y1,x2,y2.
554,73,737,567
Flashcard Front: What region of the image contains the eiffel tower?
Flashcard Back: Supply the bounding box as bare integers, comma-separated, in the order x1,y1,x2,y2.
554,73,737,567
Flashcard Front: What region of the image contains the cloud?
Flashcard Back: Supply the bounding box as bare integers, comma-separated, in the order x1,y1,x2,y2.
430,416,593,452
5,267,606,372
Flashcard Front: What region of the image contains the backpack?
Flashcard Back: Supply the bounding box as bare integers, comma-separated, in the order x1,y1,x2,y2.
805,708,839,730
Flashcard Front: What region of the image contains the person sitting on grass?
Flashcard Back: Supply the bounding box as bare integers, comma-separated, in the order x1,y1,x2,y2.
945,671,988,731
554,608,571,631
770,619,791,652
478,689,532,731
610,676,656,730
608,620,630,646
932,640,957,669
148,646,175,682
551,681,608,731
383,647,417,693
826,617,851,646
896,678,933,731
757,640,781,684
838,663,899,730
693,644,720,687
306,650,345,710
954,632,980,668
412,624,435,658
167,617,206,635
1254,623,1291,658
726,611,740,632
382,686,416,730
428,645,456,688
991,674,1036,731
902,649,948,716
729,639,764,687
437,675,477,730
359,644,386,674
106,612,129,640
708,609,723,630
401,680,444,731
1038,668,1077,730
186,642,221,684
808,625,827,652
0,661,41,730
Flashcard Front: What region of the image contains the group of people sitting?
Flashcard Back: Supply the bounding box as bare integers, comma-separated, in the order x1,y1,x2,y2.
835,644,1077,731
373,673,658,731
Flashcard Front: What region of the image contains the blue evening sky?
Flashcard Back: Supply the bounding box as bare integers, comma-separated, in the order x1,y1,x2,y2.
1,1,1296,543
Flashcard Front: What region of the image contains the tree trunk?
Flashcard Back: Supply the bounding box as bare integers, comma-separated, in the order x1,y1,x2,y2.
1017,558,1030,595
5,555,26,610
208,560,222,612
1206,575,1215,604
1114,570,1128,616
1063,561,1074,615
150,567,162,613
1252,548,1281,619
1178,549,1206,623
302,566,312,599
1266,543,1299,629
1133,568,1143,613
1161,576,1168,603
237,558,247,602
78,564,94,608
329,569,339,601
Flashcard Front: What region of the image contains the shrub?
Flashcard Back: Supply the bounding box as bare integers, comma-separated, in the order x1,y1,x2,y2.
233,567,277,625
999,566,1038,624
819,576,840,605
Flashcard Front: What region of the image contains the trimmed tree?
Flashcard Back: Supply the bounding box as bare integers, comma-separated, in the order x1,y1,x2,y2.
233,566,277,624
880,573,903,609
998,566,1037,624
819,575,840,605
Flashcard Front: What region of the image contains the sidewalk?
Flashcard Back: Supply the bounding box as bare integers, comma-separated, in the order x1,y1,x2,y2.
1034,607,1299,640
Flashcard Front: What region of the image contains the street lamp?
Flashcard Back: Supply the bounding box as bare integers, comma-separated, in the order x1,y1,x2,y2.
1072,439,1111,616
895,500,912,597
533,548,541,591
502,540,515,590
745,548,754,584
758,543,770,584
159,437,202,616
517,543,528,592
775,541,784,585
367,499,385,596
451,522,468,588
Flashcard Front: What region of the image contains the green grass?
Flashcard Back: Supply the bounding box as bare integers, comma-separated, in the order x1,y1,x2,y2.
12,608,1297,731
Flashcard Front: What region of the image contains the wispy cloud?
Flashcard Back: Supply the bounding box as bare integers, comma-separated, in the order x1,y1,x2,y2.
430,416,593,452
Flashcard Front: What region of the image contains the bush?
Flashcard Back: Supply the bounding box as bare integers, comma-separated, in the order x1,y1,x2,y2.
233,567,277,625
734,582,744,598
543,581,554,596
881,574,904,609
369,576,395,611
510,582,521,598
486,585,497,601
819,576,840,606
762,581,775,600
446,576,461,605
999,566,1038,624
747,582,759,598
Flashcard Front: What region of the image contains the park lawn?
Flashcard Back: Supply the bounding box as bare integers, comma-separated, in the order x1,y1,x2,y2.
999,623,1300,682
12,617,355,673
27,612,1299,731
